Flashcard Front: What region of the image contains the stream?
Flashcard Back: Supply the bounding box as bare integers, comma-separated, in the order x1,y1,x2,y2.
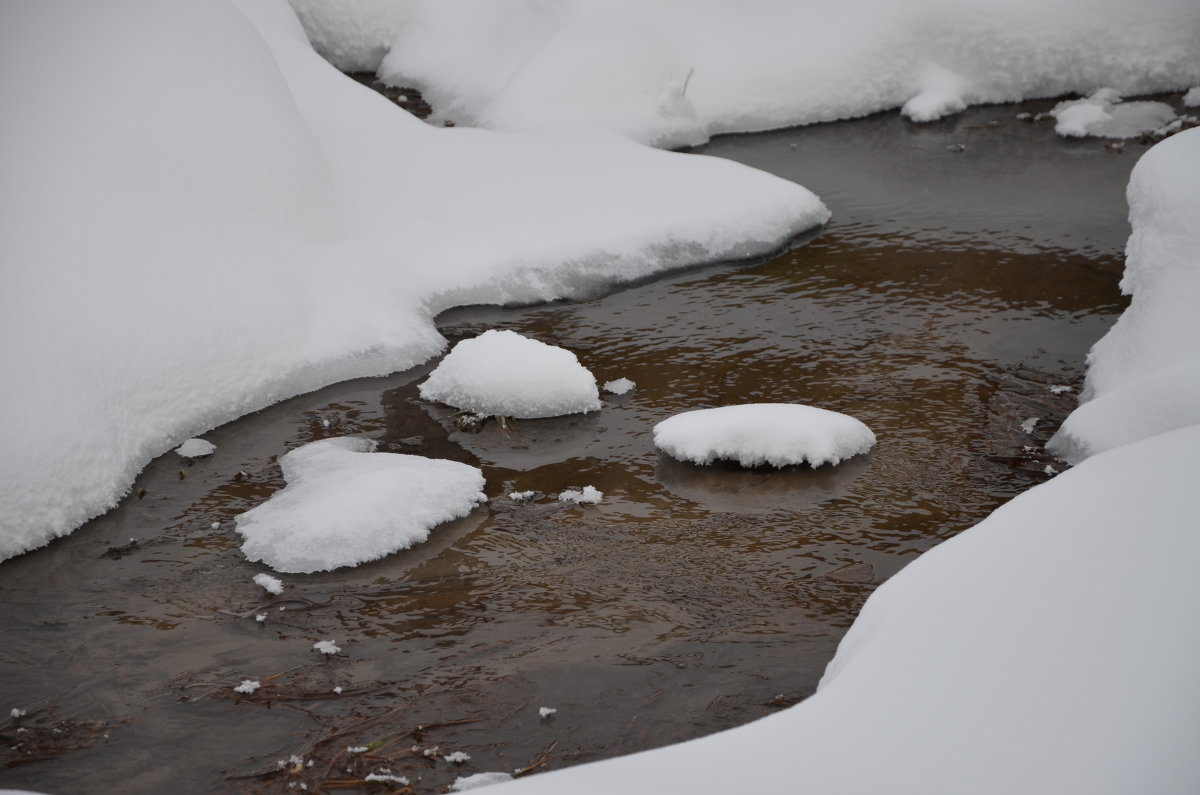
0,97,1151,793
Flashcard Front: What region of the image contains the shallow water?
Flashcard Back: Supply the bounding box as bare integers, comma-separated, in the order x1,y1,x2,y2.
0,99,1159,793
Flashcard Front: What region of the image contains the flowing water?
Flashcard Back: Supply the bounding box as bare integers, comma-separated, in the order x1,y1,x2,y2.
0,98,1162,793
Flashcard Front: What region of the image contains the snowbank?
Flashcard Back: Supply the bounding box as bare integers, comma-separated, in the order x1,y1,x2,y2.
237,438,486,572
292,0,1200,147
1049,129,1200,461
494,423,1200,794
419,330,600,418
653,404,875,468
0,0,827,561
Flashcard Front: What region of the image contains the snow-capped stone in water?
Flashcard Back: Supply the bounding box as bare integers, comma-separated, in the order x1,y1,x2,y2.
175,438,216,458
419,330,600,419
253,573,284,596
1051,89,1177,139
235,437,486,573
603,377,636,395
313,640,340,656
559,486,603,504
653,404,875,468
450,772,514,792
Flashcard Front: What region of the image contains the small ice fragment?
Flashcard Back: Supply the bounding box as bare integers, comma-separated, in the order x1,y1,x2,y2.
444,751,471,763
558,486,603,504
11,707,26,718
211,521,220,530
253,573,283,595
451,772,515,791
1044,464,1059,475
334,686,343,694
365,773,410,785
346,746,369,754
1020,417,1039,434
539,706,557,718
1049,385,1073,395
234,679,261,694
176,438,216,458
314,640,341,655
508,490,536,501
603,377,636,395
255,613,267,623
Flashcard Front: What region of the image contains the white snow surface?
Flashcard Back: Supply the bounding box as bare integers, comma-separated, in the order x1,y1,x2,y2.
492,424,1200,795
236,437,486,573
292,0,1200,147
654,404,875,468
0,0,827,563
253,573,284,596
175,439,217,458
1050,129,1200,461
419,331,600,419
1051,89,1177,138
451,772,514,792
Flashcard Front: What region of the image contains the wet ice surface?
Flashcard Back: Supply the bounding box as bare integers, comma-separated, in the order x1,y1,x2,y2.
0,100,1143,793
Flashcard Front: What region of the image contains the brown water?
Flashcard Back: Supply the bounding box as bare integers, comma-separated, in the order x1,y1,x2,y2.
0,98,1157,793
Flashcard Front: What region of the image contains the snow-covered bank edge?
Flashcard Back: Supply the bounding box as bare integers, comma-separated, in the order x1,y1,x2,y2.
0,0,828,562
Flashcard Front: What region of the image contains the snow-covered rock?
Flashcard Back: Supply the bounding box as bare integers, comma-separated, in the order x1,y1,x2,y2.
1050,129,1200,461
654,404,875,469
1050,88,1177,138
494,423,1200,794
293,0,1200,146
236,437,486,573
175,438,217,458
0,0,827,562
420,331,601,419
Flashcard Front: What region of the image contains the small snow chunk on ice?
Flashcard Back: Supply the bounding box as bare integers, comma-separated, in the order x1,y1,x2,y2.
603,377,636,395
654,404,875,468
255,613,267,623
1021,417,1040,434
444,751,471,763
11,707,26,718
313,640,341,656
346,746,369,754
234,680,261,694
539,707,557,718
365,773,409,785
1183,87,1200,108
558,486,603,505
176,438,216,458
210,521,220,530
508,490,536,501
1050,385,1073,395
236,437,486,573
253,573,284,595
419,330,600,419
451,772,514,791
333,686,343,694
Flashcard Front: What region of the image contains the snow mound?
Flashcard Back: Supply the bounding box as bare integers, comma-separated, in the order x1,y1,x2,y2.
603,377,636,395
296,0,1200,146
0,0,827,563
236,437,486,573
1051,89,1177,138
175,439,216,458
1050,129,1200,461
654,404,875,468
420,331,601,419
558,486,603,504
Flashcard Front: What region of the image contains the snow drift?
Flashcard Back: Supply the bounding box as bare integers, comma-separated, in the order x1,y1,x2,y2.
291,0,1200,147
0,0,827,561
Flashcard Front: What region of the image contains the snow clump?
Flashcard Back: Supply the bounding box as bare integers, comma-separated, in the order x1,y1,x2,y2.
508,490,536,501
234,680,261,694
253,573,284,596
1020,417,1039,434
175,438,216,458
11,708,26,718
420,331,601,419
603,377,636,395
539,707,557,718
364,773,409,785
1183,87,1200,107
313,640,341,656
450,772,515,791
236,437,486,573
445,751,471,763
654,404,875,468
1050,89,1177,139
558,486,603,504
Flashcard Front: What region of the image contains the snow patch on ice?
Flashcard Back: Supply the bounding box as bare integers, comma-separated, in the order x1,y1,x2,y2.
539,707,557,718
445,751,471,763
1051,89,1177,139
313,640,341,656
176,439,216,458
253,573,284,596
654,404,875,468
236,437,486,573
558,486,603,505
451,772,515,791
420,331,600,419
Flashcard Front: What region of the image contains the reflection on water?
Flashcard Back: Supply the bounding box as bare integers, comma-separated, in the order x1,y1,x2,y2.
0,99,1141,794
